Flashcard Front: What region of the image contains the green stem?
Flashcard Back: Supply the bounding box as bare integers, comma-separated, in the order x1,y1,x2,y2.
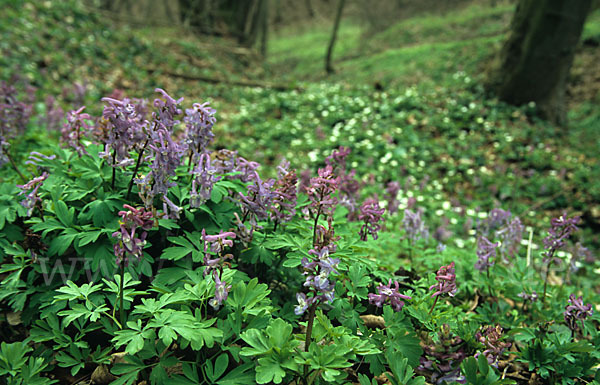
7,151,27,183
303,302,318,384
111,150,117,190
542,258,554,304
127,139,149,200
119,256,126,327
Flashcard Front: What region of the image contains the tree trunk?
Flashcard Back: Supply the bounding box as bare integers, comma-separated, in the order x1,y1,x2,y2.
325,0,346,74
260,0,269,57
495,0,591,126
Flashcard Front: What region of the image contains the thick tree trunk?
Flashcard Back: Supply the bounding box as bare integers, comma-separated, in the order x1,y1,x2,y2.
325,0,346,74
495,0,591,126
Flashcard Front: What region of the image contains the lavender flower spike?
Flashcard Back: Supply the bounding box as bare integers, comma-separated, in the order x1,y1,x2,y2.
209,271,232,310
358,198,385,241
564,294,593,332
430,262,457,297
368,279,411,312
475,236,499,272
17,172,49,216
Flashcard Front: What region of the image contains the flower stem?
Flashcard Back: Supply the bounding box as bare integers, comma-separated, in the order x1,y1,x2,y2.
542,258,554,304
119,256,126,327
429,295,439,315
304,302,317,352
303,302,318,384
127,140,149,200
111,150,117,190
7,151,26,183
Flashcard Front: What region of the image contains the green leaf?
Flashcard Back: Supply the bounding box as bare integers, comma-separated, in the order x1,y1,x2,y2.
256,356,287,384
213,353,229,380
161,246,192,261
54,200,73,227
78,230,103,247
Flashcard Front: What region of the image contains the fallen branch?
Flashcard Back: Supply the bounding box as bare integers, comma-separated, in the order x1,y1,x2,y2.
147,68,301,92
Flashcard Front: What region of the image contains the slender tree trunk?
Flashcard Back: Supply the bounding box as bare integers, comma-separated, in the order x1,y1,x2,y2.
260,0,269,58
494,0,591,126
325,0,346,74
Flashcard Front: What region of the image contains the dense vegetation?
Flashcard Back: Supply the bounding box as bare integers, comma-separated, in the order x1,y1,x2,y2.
1,1,599,384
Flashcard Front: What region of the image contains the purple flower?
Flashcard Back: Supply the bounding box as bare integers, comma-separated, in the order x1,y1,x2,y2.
307,165,339,218
24,151,56,167
418,325,467,384
325,146,351,170
475,236,499,272
238,171,276,226
477,208,511,237
368,279,411,312
0,82,33,166
62,106,91,156
270,160,298,224
358,198,385,241
543,213,580,263
496,216,524,260
385,181,401,214
295,293,312,315
475,325,511,367
153,88,183,129
517,291,538,303
564,294,593,332
401,208,429,244
184,102,216,162
202,229,236,254
209,271,232,310
99,96,148,168
112,205,154,265
429,262,457,297
190,153,222,208
313,217,339,252
17,172,48,216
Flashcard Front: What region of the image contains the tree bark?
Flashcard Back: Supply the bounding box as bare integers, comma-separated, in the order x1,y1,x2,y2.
495,0,591,126
325,0,346,74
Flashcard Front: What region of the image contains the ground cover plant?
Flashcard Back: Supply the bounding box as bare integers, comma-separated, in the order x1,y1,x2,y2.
0,81,599,385
1,1,600,384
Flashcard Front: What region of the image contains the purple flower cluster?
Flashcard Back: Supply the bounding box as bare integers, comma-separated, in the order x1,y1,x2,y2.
429,262,457,297
385,181,401,214
496,216,524,260
202,230,236,310
358,198,385,241
368,279,411,312
401,208,429,244
475,236,499,272
478,208,523,260
112,205,155,265
477,208,511,236
17,172,49,216
0,82,33,166
184,102,216,163
62,107,91,156
306,165,339,217
418,325,466,384
190,153,221,208
238,171,276,226
295,221,339,315
270,160,298,224
563,294,593,332
326,146,361,213
209,273,232,310
517,291,538,303
99,96,148,168
475,325,511,367
543,213,580,263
